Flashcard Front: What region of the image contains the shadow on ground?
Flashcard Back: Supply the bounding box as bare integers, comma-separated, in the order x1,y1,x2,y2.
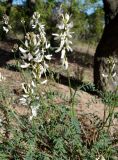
68,50,94,68
52,49,94,69
0,48,15,67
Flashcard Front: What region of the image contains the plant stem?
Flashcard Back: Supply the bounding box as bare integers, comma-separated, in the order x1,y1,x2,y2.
67,69,75,117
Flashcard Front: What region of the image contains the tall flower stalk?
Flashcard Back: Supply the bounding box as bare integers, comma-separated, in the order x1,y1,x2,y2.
19,12,51,120
52,13,73,70
52,13,75,115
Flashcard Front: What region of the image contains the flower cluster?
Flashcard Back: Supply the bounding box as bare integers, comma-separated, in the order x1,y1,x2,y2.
53,13,73,70
20,82,36,106
30,12,44,34
102,57,118,89
2,14,11,33
20,82,40,120
102,57,117,79
19,13,51,83
30,12,51,49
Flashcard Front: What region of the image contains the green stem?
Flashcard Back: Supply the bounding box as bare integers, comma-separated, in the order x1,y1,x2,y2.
67,68,75,117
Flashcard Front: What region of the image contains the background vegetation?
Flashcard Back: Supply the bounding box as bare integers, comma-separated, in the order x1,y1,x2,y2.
0,0,104,44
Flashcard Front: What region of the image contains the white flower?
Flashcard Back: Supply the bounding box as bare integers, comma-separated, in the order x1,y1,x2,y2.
61,48,65,59
3,26,9,33
21,62,30,68
0,118,2,127
65,13,70,22
25,40,29,47
67,22,73,29
57,23,64,30
66,44,73,52
23,94,29,98
31,81,36,87
31,107,37,117
22,83,28,94
102,73,108,78
29,104,39,121
41,79,47,84
27,53,33,61
45,54,52,60
21,53,28,60
19,47,28,53
55,39,65,53
0,72,6,81
34,48,40,55
112,72,117,77
45,42,50,49
19,97,27,106
33,55,43,63
52,33,60,38
21,19,25,24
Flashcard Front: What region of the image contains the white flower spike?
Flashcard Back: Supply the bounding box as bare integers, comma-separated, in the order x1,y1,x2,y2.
53,13,73,70
19,12,52,121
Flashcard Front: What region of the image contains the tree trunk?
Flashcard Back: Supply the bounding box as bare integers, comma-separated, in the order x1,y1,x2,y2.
6,0,13,16
26,0,36,17
94,0,118,93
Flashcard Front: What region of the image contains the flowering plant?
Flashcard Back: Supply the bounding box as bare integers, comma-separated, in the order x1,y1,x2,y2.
19,12,52,120
52,13,73,70
19,12,74,120
102,57,118,91
2,14,11,33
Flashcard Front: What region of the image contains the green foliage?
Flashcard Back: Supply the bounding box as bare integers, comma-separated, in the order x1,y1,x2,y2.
0,0,104,44
0,3,6,40
86,7,104,43
66,0,104,43
0,3,5,19
101,91,118,107
9,6,30,34
0,87,117,159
